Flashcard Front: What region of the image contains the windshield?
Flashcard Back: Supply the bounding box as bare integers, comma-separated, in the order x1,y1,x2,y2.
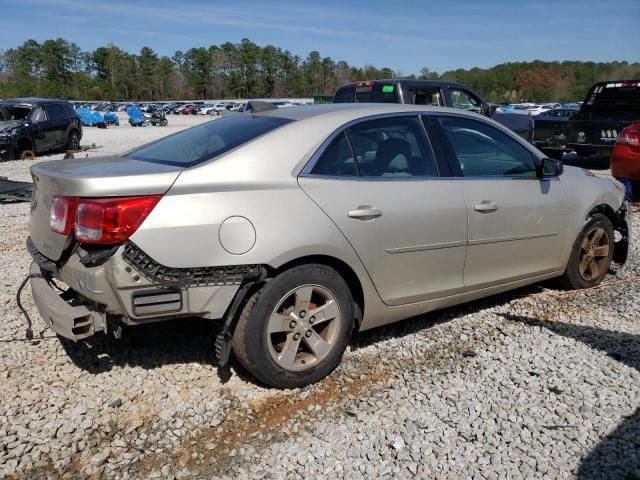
126,114,293,167
0,105,31,121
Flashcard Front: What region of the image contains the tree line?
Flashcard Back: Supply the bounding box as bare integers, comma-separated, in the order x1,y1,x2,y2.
0,38,638,102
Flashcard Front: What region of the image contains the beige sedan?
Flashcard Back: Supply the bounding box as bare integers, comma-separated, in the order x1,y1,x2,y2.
28,104,630,387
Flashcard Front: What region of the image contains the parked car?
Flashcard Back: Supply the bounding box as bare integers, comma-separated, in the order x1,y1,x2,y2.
181,104,197,115
509,104,535,115
0,98,82,161
199,104,217,115
533,107,580,158
27,104,630,388
611,121,640,199
567,80,640,158
527,104,553,116
212,102,230,112
333,80,534,141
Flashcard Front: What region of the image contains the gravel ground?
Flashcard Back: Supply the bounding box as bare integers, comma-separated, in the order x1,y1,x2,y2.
1,120,639,479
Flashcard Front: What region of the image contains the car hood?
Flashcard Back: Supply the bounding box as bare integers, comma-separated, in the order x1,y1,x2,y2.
0,120,22,133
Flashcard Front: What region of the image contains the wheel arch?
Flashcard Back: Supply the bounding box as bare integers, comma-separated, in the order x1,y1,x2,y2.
16,136,34,152
586,202,629,265
270,254,365,331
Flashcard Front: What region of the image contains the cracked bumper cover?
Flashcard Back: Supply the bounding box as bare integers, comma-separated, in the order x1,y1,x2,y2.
28,239,252,340
30,262,107,340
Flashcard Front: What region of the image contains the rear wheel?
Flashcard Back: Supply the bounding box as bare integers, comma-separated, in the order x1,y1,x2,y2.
560,213,614,289
66,130,80,151
232,264,354,388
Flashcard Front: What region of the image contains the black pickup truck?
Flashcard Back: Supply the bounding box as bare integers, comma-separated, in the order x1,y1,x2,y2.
567,80,640,158
333,79,534,141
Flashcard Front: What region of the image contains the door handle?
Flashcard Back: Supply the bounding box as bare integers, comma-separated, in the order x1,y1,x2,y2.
474,201,498,213
348,206,382,220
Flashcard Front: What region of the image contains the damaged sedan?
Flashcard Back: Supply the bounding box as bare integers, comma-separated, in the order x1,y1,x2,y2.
26,104,631,388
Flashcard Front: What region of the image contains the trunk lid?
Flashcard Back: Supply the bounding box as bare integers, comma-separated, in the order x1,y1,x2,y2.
30,155,182,261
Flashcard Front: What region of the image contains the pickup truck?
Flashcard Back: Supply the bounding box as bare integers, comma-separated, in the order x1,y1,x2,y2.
567,80,640,158
333,79,534,141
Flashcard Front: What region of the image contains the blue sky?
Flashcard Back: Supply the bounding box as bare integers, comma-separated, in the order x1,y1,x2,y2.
1,0,639,74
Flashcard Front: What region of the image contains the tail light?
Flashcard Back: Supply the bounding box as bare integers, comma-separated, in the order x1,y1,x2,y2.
616,130,640,148
50,196,78,235
50,195,161,244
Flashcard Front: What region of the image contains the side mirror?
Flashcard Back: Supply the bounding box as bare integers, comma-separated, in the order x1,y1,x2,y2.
539,157,564,177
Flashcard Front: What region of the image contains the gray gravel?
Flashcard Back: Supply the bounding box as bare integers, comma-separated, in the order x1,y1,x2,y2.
1,124,639,479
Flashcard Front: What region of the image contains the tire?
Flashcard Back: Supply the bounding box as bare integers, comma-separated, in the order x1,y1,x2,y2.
560,213,615,289
159,118,168,127
19,149,36,160
232,264,354,388
66,130,80,151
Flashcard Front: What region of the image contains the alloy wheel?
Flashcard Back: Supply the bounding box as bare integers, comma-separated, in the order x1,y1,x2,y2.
578,226,610,281
70,132,80,150
266,284,341,372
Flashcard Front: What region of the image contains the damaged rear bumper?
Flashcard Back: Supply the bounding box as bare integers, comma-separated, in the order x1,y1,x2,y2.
27,237,254,341
30,262,107,340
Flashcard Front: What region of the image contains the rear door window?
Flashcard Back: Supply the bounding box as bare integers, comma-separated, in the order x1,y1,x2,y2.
126,115,293,167
46,104,66,120
348,116,438,177
311,132,358,176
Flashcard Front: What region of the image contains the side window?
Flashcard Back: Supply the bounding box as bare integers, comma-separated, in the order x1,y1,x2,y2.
46,104,64,120
410,88,443,106
348,117,438,177
449,89,482,114
30,107,47,123
436,116,537,178
311,132,357,176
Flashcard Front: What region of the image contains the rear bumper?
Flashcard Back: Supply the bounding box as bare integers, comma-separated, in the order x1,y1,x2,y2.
30,262,107,340
27,237,245,339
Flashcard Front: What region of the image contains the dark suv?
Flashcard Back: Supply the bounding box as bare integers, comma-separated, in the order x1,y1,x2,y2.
0,98,82,161
333,80,534,141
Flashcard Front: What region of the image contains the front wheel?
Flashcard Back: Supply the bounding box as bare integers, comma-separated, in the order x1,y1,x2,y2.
560,213,614,289
159,118,168,127
232,264,354,388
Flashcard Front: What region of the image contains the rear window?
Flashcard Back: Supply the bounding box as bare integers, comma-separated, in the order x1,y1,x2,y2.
126,115,293,167
580,83,640,121
333,84,398,103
